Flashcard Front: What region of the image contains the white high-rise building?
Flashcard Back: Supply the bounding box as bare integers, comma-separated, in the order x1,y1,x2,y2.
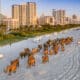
52,9,66,25
27,2,37,26
71,14,77,24
12,4,20,27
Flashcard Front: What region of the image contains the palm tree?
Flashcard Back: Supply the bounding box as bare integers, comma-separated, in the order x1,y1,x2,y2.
0,23,7,34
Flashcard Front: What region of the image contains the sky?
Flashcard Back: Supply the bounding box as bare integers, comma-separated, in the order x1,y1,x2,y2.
1,0,80,17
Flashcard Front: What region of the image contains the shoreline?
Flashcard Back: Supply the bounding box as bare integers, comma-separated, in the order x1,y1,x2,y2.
0,26,80,47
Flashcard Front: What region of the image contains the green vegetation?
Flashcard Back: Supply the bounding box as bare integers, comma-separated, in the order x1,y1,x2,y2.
0,24,80,46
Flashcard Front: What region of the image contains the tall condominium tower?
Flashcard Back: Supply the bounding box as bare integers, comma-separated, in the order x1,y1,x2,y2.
21,3,27,26
53,9,66,25
71,14,78,24
12,2,37,27
27,2,37,26
12,5,20,26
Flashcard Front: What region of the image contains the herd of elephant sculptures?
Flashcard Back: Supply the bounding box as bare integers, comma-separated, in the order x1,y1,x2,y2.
4,36,73,75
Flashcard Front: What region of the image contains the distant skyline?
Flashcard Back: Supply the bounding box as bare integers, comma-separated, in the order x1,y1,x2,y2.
1,0,80,17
